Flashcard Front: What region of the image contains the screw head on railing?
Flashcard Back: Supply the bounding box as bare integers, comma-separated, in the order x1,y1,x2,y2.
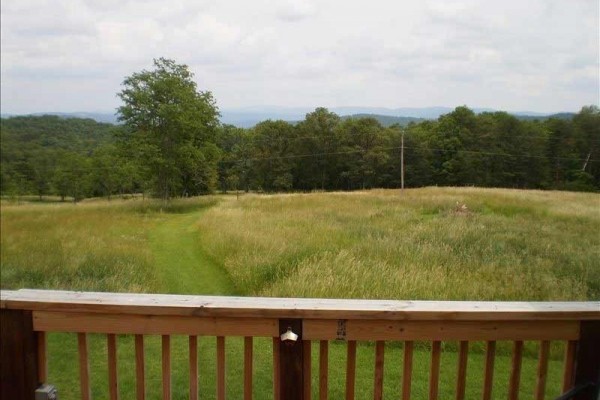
280,326,298,344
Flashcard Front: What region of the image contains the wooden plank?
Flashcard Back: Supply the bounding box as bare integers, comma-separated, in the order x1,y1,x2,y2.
4,289,598,321
33,311,277,336
561,340,576,392
345,341,356,400
273,338,280,400
1,310,39,400
303,340,312,400
429,341,441,400
319,341,328,400
535,340,550,400
374,341,385,400
304,319,579,341
162,335,171,400
573,321,600,400
508,341,523,400
135,335,145,400
37,331,47,383
107,334,118,400
279,319,303,400
455,341,468,400
402,341,413,400
189,336,198,400
217,336,225,400
482,341,496,400
78,333,91,400
244,337,252,400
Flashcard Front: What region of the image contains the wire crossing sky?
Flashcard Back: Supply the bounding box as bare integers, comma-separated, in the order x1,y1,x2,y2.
1,0,599,114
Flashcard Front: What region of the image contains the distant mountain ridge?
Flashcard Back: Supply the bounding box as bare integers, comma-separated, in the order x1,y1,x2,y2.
1,107,576,128
340,114,425,127
1,111,119,124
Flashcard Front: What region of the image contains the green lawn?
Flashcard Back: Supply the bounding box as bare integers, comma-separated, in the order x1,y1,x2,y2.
1,187,598,399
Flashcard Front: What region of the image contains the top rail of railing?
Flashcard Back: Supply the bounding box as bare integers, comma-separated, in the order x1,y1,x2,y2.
1,289,599,321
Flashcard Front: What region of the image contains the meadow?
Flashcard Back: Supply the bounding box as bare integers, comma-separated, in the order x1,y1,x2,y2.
1,187,599,399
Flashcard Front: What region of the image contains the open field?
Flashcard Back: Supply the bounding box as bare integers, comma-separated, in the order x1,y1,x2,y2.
1,187,599,399
199,187,600,301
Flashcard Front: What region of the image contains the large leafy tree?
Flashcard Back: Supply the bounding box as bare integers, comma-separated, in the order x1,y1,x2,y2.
117,58,219,200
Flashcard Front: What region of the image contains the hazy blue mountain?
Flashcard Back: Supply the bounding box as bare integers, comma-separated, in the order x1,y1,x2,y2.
513,112,575,121
340,114,425,127
1,107,576,128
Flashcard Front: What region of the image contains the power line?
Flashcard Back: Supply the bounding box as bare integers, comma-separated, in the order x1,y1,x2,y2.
231,131,600,145
4,144,599,174
218,144,599,164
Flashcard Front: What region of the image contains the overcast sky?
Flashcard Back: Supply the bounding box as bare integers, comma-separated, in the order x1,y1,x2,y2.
1,0,598,114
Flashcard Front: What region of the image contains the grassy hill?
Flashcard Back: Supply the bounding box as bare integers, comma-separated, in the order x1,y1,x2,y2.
198,188,599,301
2,187,598,298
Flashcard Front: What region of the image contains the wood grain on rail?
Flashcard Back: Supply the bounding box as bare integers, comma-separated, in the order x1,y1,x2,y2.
303,319,579,341
107,334,118,400
135,335,145,400
189,336,198,400
3,289,598,321
77,333,91,400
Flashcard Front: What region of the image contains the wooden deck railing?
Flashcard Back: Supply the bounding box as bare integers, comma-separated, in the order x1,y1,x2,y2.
1,289,599,400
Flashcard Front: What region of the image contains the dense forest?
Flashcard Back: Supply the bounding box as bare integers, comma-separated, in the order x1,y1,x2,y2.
1,105,598,201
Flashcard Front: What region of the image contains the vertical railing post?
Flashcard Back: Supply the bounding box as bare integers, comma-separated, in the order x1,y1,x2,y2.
1,309,40,400
279,319,304,400
573,321,600,400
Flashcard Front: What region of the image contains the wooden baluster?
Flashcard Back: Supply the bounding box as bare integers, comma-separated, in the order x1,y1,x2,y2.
217,336,226,400
273,337,280,400
78,333,91,400
244,337,253,400
455,341,468,400
535,341,550,400
303,340,312,400
37,331,48,384
346,341,357,400
402,341,414,400
162,335,171,400
374,341,385,400
508,341,523,400
135,335,145,400
319,341,329,400
107,334,118,400
561,340,576,392
189,336,198,400
572,321,600,399
482,341,496,400
429,341,441,400
279,319,304,400
0,310,39,400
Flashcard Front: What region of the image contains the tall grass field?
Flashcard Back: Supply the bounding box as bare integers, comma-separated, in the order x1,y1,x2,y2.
1,187,599,399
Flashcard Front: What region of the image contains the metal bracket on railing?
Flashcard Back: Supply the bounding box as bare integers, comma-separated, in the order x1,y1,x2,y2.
280,326,299,343
35,384,58,400
336,319,347,340
553,381,597,400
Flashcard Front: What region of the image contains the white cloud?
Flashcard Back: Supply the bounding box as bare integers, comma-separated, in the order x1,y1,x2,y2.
276,0,317,22
1,0,598,114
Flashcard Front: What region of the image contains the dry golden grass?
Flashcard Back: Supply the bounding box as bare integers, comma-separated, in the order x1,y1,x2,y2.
198,187,600,300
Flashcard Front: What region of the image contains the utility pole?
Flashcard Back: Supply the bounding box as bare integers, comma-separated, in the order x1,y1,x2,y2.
401,130,405,191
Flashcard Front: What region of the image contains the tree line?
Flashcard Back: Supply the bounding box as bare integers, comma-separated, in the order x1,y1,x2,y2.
1,59,598,201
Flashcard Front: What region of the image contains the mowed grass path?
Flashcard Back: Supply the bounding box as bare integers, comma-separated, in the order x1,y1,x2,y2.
150,210,235,295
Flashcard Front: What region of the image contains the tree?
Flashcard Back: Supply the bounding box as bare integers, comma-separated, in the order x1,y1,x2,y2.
250,120,296,192
295,108,342,190
117,58,220,200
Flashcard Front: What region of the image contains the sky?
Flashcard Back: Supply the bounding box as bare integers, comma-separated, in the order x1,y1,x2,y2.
1,0,599,115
